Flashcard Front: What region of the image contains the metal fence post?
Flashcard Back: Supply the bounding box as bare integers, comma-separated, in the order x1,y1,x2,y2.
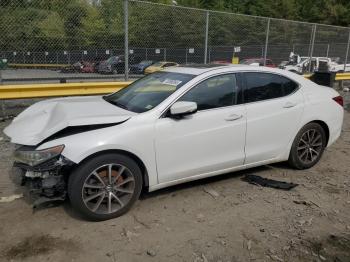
204,11,209,64
344,29,350,72
308,24,316,72
263,18,270,66
208,47,211,63
164,48,166,61
326,44,330,57
124,0,129,81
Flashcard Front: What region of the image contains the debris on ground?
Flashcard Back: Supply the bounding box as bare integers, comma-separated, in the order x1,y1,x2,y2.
0,193,23,203
268,254,284,262
201,253,208,262
242,174,298,190
193,253,209,262
203,187,220,198
122,228,140,241
133,214,151,229
196,213,205,222
293,200,320,208
246,239,252,250
146,249,157,257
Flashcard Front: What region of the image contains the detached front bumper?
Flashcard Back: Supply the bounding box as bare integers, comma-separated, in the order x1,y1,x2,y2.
10,155,75,203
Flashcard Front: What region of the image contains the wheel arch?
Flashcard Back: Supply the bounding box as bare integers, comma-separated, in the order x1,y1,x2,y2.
75,149,149,188
308,120,330,146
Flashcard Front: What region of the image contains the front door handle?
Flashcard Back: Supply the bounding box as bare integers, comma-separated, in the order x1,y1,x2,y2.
225,114,243,121
283,101,297,108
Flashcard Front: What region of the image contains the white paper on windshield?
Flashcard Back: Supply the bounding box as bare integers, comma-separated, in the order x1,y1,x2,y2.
161,79,182,86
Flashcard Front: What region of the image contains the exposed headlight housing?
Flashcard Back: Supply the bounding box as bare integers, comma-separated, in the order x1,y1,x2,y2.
14,145,64,166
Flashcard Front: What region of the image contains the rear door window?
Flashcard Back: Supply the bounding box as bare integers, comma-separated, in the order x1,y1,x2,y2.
244,72,298,103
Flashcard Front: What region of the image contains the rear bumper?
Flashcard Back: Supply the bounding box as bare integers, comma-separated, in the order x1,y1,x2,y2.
327,109,344,147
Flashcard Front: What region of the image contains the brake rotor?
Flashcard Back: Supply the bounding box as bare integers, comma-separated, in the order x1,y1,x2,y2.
98,168,124,185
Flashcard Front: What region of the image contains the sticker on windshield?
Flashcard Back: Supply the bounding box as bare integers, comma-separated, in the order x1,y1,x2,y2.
161,79,182,86
145,105,153,109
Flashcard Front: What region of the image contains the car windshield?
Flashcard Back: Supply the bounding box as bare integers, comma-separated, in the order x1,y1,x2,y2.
140,60,153,65
103,72,195,113
152,62,165,67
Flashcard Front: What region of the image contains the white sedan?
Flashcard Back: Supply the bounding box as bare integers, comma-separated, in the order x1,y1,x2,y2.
4,65,344,221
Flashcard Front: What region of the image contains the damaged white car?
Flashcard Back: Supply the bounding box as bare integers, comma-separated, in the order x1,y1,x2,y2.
4,65,344,221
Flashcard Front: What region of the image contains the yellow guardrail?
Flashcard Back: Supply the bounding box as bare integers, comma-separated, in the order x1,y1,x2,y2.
0,72,349,100
335,72,350,81
0,82,131,99
303,72,350,81
9,63,69,68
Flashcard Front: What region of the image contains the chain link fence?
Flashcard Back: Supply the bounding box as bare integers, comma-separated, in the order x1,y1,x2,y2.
0,0,349,84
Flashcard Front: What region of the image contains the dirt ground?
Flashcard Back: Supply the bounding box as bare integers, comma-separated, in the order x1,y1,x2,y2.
0,92,350,262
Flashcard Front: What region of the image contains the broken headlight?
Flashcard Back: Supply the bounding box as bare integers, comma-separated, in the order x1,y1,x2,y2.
14,145,64,167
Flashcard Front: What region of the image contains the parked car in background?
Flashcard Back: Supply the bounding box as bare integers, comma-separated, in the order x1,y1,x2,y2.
129,60,154,74
80,61,96,73
144,61,179,74
4,64,343,221
61,61,97,73
240,58,276,67
97,55,143,74
278,61,289,68
281,54,350,74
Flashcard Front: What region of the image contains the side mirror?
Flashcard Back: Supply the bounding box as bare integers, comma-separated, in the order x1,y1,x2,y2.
169,101,197,118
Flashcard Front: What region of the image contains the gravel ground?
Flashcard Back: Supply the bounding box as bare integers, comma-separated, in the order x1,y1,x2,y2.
0,92,349,262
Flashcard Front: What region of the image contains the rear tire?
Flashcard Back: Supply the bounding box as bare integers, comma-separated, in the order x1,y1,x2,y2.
288,123,327,169
68,153,142,221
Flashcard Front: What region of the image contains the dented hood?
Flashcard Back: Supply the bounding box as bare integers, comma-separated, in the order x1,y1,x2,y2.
4,96,136,145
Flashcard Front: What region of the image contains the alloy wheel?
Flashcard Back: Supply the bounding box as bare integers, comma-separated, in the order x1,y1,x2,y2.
82,164,135,214
297,129,323,164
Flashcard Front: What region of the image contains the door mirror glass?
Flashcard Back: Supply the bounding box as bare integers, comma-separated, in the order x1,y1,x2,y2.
169,101,197,118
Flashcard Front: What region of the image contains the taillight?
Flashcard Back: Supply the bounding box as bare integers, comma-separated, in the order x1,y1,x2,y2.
332,96,343,107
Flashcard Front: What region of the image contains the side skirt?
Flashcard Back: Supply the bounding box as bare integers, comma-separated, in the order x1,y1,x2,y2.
148,157,283,192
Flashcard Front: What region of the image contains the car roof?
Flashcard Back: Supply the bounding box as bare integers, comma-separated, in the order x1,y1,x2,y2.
163,64,312,88
163,64,278,75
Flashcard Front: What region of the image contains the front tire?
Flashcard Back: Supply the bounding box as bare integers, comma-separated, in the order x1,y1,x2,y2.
288,123,327,169
68,153,142,221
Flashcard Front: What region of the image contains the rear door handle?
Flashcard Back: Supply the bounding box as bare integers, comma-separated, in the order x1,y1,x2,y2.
283,101,297,108
225,114,243,121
